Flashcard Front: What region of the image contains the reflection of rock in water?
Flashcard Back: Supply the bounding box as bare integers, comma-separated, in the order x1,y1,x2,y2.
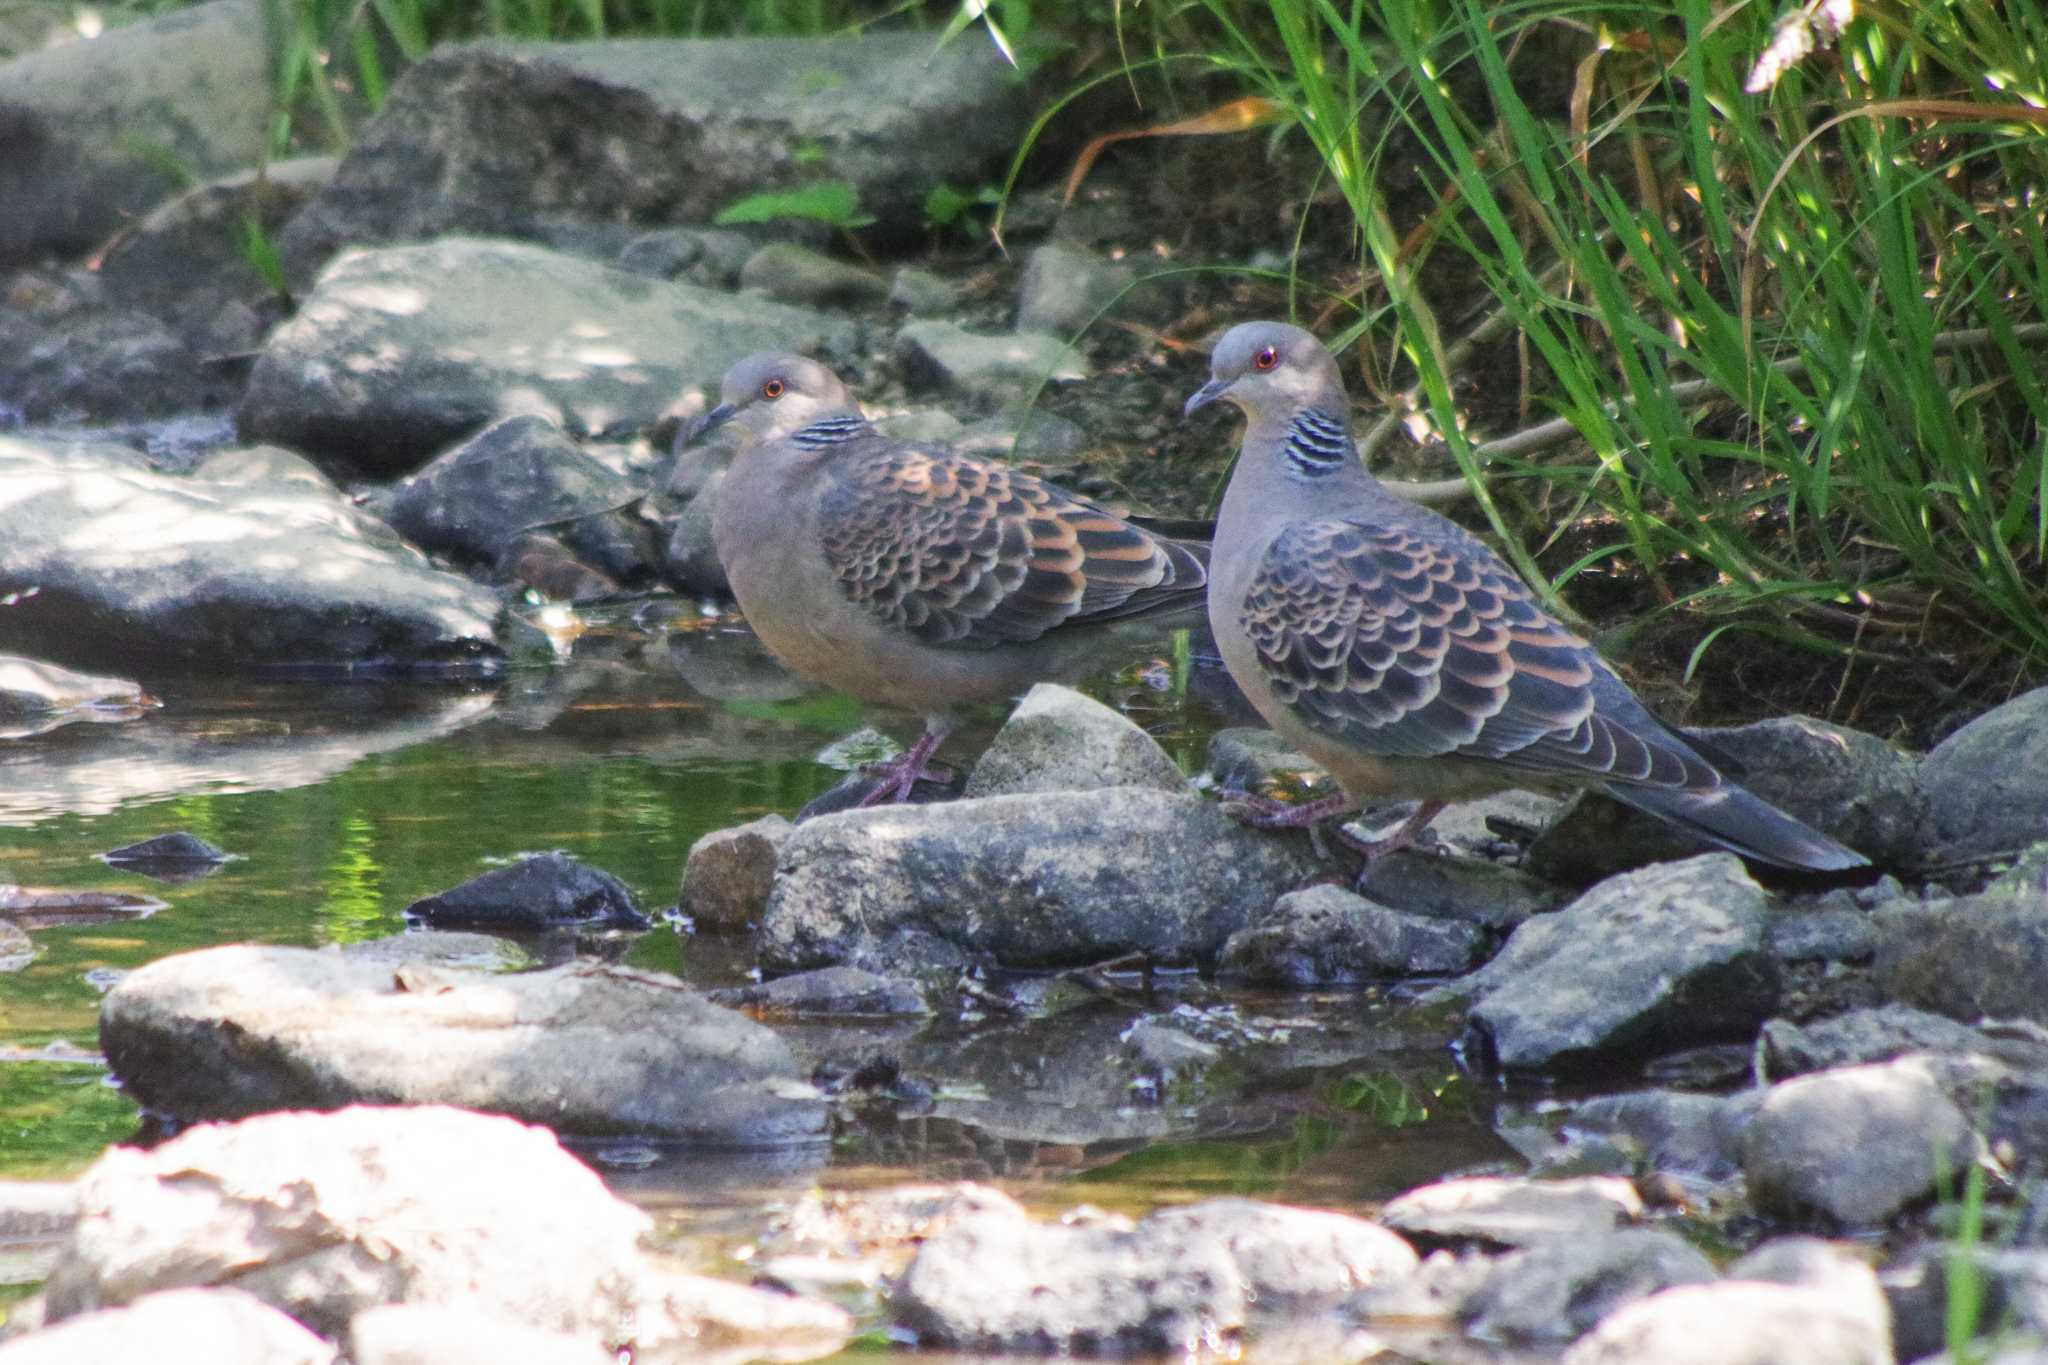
0,685,497,825
0,884,166,930
666,623,812,704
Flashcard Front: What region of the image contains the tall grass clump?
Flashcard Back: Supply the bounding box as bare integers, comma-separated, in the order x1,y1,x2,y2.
1176,0,2048,697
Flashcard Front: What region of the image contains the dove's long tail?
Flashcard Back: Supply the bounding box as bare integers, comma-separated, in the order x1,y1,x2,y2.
1604,780,1871,872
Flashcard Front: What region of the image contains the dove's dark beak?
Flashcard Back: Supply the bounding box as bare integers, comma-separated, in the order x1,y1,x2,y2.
1182,379,1228,418
681,401,738,447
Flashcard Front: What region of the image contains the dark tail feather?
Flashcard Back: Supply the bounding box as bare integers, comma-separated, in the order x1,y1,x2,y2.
1604,781,1870,872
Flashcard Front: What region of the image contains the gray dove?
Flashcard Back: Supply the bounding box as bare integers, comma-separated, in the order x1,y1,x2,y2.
1184,320,1868,872
691,353,1208,804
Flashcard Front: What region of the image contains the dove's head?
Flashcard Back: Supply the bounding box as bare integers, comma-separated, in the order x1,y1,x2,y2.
685,353,858,447
1182,321,1347,422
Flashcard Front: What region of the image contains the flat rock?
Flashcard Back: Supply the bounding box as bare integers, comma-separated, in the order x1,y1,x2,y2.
758,788,1320,972
1015,241,1137,335
1218,884,1489,985
334,931,532,972
1462,1227,1717,1345
100,945,824,1143
739,242,887,308
1456,854,1779,1072
0,0,269,268
240,238,857,475
894,321,1085,403
681,814,794,932
1143,1199,1417,1307
385,415,657,584
402,852,648,931
1875,891,2048,1024
710,966,928,1018
1378,1176,1643,1251
1923,686,2048,865
0,1288,333,1365
276,34,1029,281
1758,1003,2048,1079
1529,715,1920,879
963,683,1189,799
1353,850,1563,933
0,656,148,739
1741,1055,1978,1225
0,437,500,675
35,1105,850,1358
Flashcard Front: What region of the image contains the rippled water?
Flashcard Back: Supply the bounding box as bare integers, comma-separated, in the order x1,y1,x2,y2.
0,602,1548,1229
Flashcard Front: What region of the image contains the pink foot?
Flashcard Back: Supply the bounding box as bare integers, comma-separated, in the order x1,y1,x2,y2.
855,725,954,807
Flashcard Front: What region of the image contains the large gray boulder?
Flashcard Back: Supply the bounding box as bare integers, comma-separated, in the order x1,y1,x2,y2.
0,0,270,268
1922,686,2048,865
0,1289,334,1365
239,238,858,475
0,437,501,675
100,946,824,1144
758,788,1320,973
1874,891,2048,1025
276,34,1031,282
1455,854,1780,1072
34,1106,851,1359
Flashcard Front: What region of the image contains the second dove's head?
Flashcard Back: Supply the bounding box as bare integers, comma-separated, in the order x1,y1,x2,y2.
1183,321,1346,421
686,352,857,448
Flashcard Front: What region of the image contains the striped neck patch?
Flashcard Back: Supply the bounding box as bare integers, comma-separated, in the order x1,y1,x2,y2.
793,415,871,448
1283,408,1353,476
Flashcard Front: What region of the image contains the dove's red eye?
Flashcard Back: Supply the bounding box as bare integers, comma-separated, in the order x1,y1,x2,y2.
761,379,786,399
1253,346,1278,370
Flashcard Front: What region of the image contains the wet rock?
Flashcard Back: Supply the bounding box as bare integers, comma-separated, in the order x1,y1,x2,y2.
335,931,532,972
347,1304,611,1365
1462,1227,1716,1345
1122,1019,1221,1080
0,656,148,739
0,1288,334,1365
1765,906,1879,963
1562,1237,1890,1365
1565,1089,1755,1181
0,307,221,425
1015,241,1137,336
1741,1055,1979,1225
0,922,34,973
1143,1199,1418,1308
1379,1176,1643,1251
887,267,960,315
385,416,657,584
1454,854,1778,1073
1875,891,2048,1025
739,242,887,309
711,966,929,1018
681,814,793,931
0,0,269,269
1354,850,1563,933
37,1106,850,1357
100,947,824,1143
1923,686,2048,865
895,321,1086,403
0,438,502,675
277,34,1028,281
1204,727,1326,795
99,832,228,883
240,239,857,475
1218,884,1489,985
1529,715,1921,880
403,852,647,931
962,683,1189,799
1758,1003,2048,1079
759,788,1320,972
189,444,337,491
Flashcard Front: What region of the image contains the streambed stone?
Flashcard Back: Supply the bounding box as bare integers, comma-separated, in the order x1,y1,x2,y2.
100,946,823,1143
1378,1176,1643,1252
1923,685,2048,865
1874,890,2048,1024
962,683,1189,798
0,1288,335,1365
1461,1228,1717,1346
1218,884,1489,984
403,852,648,932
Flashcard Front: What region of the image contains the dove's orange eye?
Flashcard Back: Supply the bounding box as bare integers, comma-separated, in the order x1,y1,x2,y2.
1253,346,1278,370
761,379,786,400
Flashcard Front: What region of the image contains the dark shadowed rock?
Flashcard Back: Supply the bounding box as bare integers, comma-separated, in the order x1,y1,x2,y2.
404,852,647,931
0,1288,334,1365
1204,726,1325,795
0,656,149,739
1354,850,1563,932
1529,715,1922,880
0,307,225,425
0,438,501,675
100,832,228,883
681,814,793,932
758,788,1320,973
1456,855,1779,1073
0,0,269,269
1462,1227,1716,1345
385,416,657,584
100,947,822,1143
1874,891,2048,1024
276,34,1029,282
35,1106,849,1355
1565,1090,1754,1181
710,966,928,1018
1563,1237,1890,1365
962,684,1189,799
1740,1055,1981,1225
1923,686,2048,866
239,239,857,475
1379,1176,1643,1252
1218,884,1489,985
